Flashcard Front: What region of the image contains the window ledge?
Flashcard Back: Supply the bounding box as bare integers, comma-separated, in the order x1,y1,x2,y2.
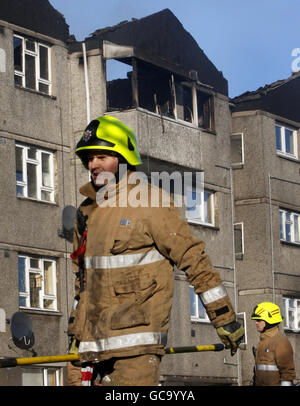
134,107,216,133
19,308,62,317
191,319,211,325
187,219,220,231
280,240,300,248
17,195,57,206
201,127,216,136
15,85,56,100
232,163,244,169
276,152,300,163
284,328,300,334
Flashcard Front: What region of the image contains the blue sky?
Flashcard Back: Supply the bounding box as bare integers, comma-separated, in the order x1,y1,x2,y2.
49,0,300,97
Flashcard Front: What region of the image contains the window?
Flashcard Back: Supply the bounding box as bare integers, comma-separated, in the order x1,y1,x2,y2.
174,82,214,130
231,133,244,166
186,187,215,226
0,47,5,73
22,366,62,386
13,34,52,95
234,223,244,257
280,209,300,244
105,57,214,130
282,297,300,332
276,124,298,159
138,61,175,118
190,286,210,323
16,144,55,202
237,312,247,346
18,255,57,311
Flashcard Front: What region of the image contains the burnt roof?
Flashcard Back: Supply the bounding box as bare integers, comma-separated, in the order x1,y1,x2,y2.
231,72,300,123
69,9,228,95
0,0,69,42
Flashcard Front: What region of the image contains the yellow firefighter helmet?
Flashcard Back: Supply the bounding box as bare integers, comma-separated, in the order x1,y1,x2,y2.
251,302,282,324
75,115,142,169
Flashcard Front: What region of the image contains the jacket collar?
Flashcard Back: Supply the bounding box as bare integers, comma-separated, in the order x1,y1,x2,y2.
79,181,97,201
79,170,137,204
260,326,279,340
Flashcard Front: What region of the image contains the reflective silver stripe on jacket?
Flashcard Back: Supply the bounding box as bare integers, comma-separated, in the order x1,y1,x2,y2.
280,381,292,386
200,285,228,305
85,249,165,269
255,364,279,371
78,332,168,353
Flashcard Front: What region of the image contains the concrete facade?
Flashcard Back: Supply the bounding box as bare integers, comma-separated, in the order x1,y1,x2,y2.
0,3,75,386
231,78,300,384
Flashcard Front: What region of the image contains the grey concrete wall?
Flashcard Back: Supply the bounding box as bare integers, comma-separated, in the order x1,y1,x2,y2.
232,110,300,385
69,49,107,206
0,22,75,385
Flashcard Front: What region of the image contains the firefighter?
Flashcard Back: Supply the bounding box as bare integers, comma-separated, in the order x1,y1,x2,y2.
67,115,244,386
251,302,296,386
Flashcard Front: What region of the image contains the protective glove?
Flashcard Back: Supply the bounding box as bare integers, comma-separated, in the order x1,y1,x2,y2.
216,321,244,356
68,336,81,366
68,337,79,354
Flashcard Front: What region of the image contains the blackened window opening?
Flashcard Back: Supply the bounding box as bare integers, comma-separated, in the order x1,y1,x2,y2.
106,58,214,131
137,60,174,119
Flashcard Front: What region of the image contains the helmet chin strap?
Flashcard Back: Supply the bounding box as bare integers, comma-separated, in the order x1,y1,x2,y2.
262,322,279,333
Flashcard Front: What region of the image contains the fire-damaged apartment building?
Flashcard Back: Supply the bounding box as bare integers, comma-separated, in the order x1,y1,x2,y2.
0,0,299,386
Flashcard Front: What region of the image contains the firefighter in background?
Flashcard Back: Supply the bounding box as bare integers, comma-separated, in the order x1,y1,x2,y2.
251,302,296,386
67,115,244,386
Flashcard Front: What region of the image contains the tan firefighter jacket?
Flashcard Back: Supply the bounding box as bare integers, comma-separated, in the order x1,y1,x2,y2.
68,171,236,362
254,326,295,386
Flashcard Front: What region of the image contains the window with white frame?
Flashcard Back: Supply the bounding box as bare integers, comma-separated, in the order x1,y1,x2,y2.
190,286,210,323
280,209,300,244
282,297,300,332
237,312,247,346
174,82,214,130
275,123,298,159
16,144,55,202
22,366,62,386
18,255,57,311
13,34,52,95
234,222,244,257
230,133,244,166
185,187,215,226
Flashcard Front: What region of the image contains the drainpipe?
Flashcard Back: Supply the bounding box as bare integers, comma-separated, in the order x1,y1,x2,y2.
229,167,238,313
215,164,241,385
229,166,242,387
192,86,198,126
215,165,238,311
82,42,90,123
268,173,275,302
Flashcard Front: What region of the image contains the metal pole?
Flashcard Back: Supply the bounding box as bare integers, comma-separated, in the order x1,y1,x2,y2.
229,167,238,313
82,42,90,124
268,173,275,302
165,344,224,354
215,164,241,386
229,166,242,387
0,354,79,368
0,344,225,368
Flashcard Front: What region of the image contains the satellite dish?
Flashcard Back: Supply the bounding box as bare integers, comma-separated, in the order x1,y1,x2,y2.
58,205,76,242
10,312,35,350
62,205,77,231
